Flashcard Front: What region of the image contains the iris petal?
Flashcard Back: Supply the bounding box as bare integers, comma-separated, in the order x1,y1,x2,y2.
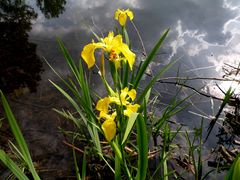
124,104,140,117
96,97,110,113
102,120,116,142
114,9,121,20
118,13,127,26
126,9,134,20
81,42,105,69
103,32,115,49
118,44,136,70
128,89,136,100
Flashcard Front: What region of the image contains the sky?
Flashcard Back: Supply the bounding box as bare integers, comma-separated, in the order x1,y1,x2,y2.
25,0,240,166
2,1,239,176
29,0,240,109
30,0,240,74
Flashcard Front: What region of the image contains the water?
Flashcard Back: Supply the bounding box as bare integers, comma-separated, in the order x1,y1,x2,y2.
1,0,240,178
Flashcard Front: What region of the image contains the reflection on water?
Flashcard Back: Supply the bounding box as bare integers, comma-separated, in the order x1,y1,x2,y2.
36,0,66,18
1,0,240,178
0,0,68,95
0,0,42,95
0,0,72,178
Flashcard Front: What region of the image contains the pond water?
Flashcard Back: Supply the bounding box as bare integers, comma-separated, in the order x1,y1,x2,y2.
1,0,240,179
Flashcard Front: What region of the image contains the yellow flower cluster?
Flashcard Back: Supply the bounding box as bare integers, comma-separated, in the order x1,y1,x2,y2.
81,9,135,71
96,87,140,142
80,9,138,142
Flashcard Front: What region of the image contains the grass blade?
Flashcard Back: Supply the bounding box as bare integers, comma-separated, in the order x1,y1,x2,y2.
133,28,170,88
136,60,177,104
121,113,138,145
206,87,234,141
53,39,102,154
0,150,29,180
49,81,102,152
73,148,81,180
136,114,148,180
57,39,92,107
0,91,40,180
57,39,80,84
82,150,87,180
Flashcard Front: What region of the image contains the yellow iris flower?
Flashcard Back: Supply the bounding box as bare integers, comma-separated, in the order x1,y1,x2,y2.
81,32,136,70
115,9,134,26
120,87,136,103
109,87,136,106
96,88,139,142
96,97,116,142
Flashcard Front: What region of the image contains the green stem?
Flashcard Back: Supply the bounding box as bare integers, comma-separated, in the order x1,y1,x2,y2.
163,150,168,180
114,137,121,180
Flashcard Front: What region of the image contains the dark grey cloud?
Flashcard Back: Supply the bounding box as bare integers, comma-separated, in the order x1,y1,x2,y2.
31,0,237,47
131,0,236,45
25,0,240,162
29,0,240,78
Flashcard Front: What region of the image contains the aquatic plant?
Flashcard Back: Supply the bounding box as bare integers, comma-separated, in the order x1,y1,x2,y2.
1,7,231,180
48,8,180,179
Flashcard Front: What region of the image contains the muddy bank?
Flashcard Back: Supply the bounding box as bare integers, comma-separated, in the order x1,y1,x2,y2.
0,85,77,179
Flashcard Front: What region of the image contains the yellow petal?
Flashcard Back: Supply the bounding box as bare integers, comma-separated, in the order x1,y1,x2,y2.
99,111,110,119
103,32,115,47
120,87,129,105
102,120,116,142
81,42,105,69
111,34,123,50
104,33,123,53
114,9,121,20
109,96,121,105
120,87,128,99
126,9,134,20
99,110,117,121
96,97,110,113
118,44,136,70
110,111,117,120
115,9,128,26
102,32,136,70
119,13,127,26
128,89,136,100
124,104,140,117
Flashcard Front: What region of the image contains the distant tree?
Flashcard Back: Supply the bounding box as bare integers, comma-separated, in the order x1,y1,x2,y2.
0,0,43,94
36,0,66,18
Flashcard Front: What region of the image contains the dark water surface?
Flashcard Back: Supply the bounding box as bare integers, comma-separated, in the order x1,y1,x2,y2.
1,0,240,178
